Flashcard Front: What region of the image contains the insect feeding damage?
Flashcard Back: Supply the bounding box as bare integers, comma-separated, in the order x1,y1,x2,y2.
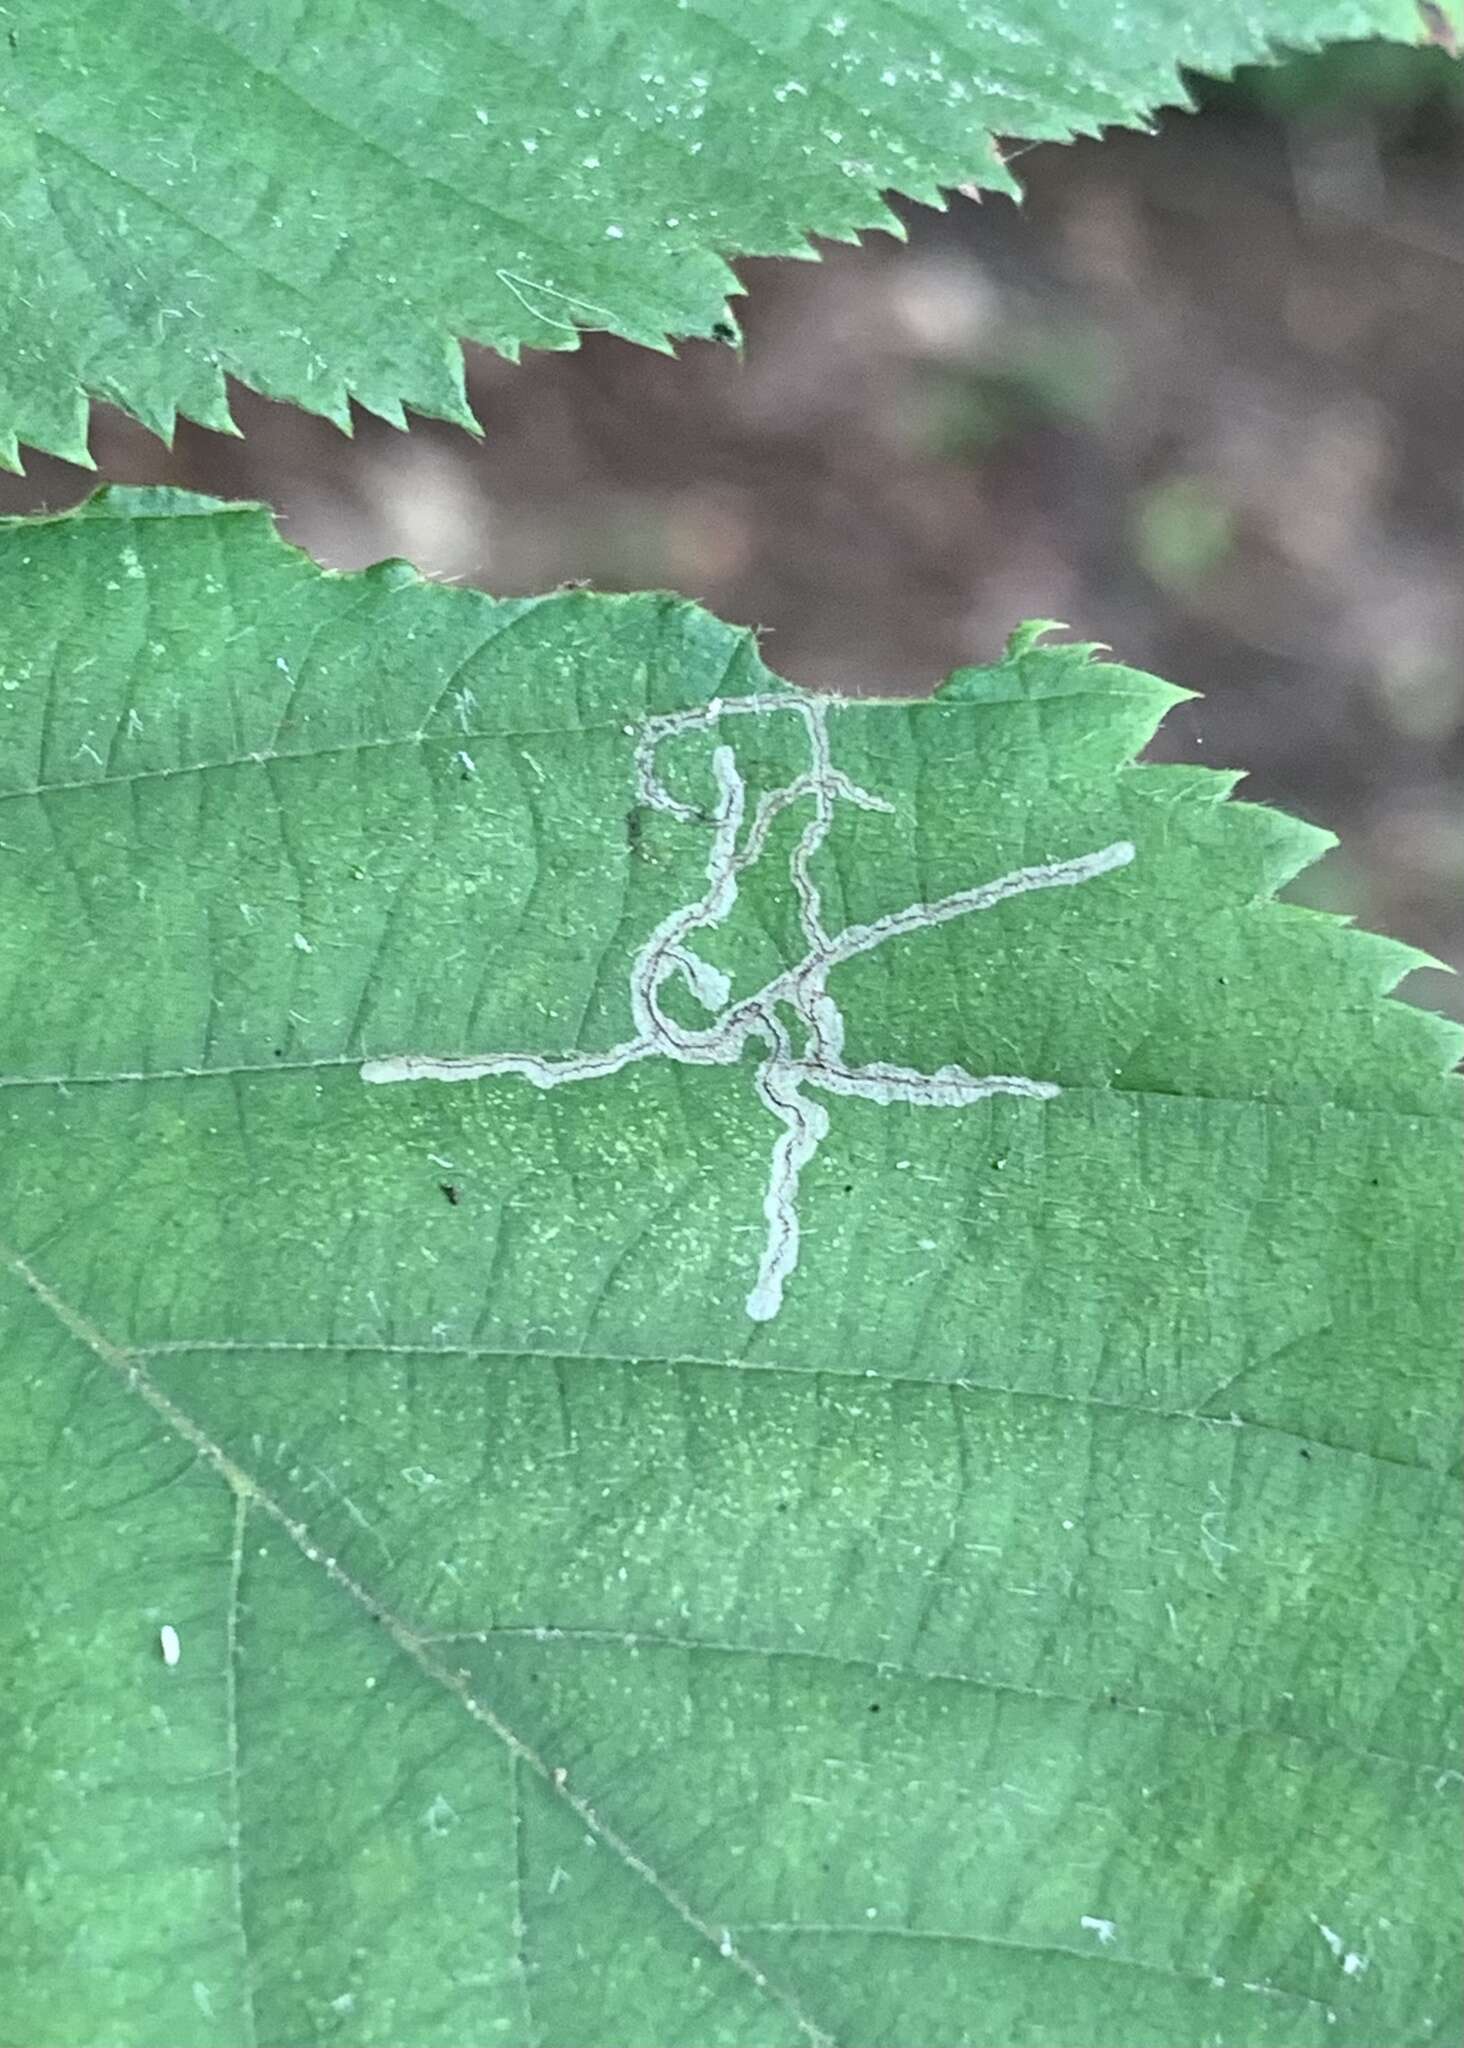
362,695,1133,1320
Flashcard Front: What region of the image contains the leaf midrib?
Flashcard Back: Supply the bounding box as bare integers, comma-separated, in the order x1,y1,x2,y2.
3,1238,835,2048
8,1235,1454,2046
13,1277,1453,1769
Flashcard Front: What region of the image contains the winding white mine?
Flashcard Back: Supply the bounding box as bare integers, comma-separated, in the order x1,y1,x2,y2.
361,694,1134,1320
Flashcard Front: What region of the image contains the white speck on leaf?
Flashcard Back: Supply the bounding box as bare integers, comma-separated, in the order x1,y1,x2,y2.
159,1624,181,1668
1313,1919,1369,1977
1080,1915,1117,1945
423,1793,459,1836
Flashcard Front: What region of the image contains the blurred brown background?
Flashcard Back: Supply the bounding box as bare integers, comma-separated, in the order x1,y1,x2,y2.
5,45,1462,1021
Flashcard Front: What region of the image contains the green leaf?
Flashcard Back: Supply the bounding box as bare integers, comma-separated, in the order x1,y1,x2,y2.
2,490,1459,2048
0,0,1453,464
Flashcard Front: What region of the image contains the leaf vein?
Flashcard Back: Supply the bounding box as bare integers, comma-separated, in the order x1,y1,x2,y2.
730,1921,1331,2016
126,1335,1448,1480
0,1241,837,2048
415,1624,1451,1782
2,1054,1450,1126
223,1491,257,2048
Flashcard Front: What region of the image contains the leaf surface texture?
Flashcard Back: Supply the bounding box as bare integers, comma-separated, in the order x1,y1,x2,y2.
1,492,1459,2047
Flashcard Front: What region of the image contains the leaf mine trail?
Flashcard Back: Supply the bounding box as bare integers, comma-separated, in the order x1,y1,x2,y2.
363,697,1135,1319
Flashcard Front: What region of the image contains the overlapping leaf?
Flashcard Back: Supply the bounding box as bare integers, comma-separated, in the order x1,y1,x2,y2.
0,0,1453,464
1,491,1459,2046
